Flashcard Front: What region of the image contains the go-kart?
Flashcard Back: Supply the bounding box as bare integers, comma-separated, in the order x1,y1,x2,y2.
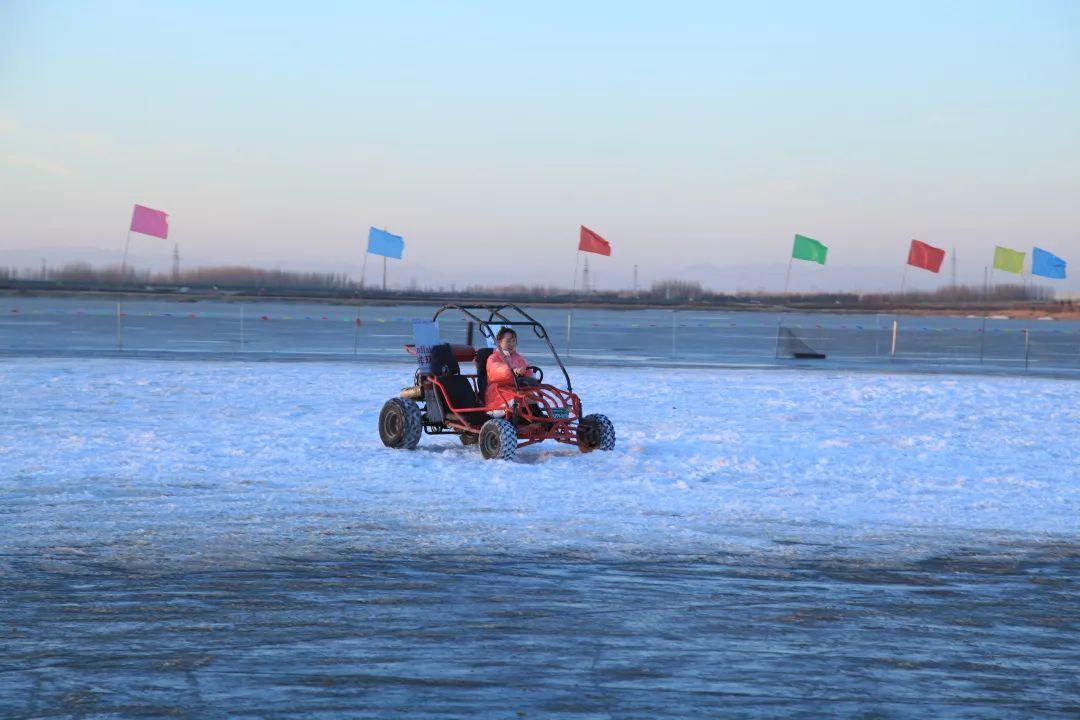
379,304,615,460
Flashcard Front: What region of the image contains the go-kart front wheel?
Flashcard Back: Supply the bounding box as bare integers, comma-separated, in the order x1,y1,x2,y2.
578,414,615,453
379,398,422,450
479,419,517,460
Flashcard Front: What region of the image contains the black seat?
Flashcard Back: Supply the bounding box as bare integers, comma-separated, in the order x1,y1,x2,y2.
474,347,494,403
428,343,460,376
441,375,478,410
429,343,488,426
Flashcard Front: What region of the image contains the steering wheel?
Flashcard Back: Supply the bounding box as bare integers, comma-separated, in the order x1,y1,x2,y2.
526,366,544,383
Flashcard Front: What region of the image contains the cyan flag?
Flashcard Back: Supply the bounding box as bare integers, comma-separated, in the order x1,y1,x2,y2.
1032,247,1066,279
367,227,404,259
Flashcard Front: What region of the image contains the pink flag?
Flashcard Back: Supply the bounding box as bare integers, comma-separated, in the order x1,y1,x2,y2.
130,204,169,239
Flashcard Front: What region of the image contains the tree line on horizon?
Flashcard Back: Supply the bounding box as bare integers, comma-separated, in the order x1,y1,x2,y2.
0,262,1056,304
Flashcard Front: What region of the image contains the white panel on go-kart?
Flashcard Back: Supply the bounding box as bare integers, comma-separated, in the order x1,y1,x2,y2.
411,320,440,368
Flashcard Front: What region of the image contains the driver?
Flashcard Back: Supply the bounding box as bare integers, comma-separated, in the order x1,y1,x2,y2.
484,327,534,409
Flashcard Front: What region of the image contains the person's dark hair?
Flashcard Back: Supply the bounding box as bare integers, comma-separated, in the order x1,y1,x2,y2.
496,327,517,342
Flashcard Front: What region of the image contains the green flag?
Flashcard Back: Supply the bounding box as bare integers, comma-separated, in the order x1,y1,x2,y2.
792,234,827,265
993,245,1025,274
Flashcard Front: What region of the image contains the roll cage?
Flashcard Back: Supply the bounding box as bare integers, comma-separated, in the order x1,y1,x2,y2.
430,303,573,393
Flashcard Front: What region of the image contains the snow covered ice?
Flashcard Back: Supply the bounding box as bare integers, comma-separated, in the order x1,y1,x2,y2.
2,358,1078,717
2,359,1076,563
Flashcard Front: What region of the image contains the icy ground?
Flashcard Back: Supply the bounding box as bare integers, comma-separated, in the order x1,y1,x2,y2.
2,359,1078,718
1,359,1076,565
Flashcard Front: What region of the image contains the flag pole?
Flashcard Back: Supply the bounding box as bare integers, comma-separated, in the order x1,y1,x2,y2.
774,313,782,360
382,256,388,292
117,226,133,349
899,264,909,295
568,249,580,355
571,250,580,297
1024,314,1032,371
978,314,986,363
671,309,677,357
777,254,795,359
120,230,132,284
353,305,361,355
356,243,368,353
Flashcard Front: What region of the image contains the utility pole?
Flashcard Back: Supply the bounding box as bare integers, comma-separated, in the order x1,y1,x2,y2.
171,243,180,283
951,247,957,289
582,256,591,294
633,264,639,297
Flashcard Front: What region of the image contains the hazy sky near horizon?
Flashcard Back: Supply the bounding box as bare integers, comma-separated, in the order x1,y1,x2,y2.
2,1,1078,292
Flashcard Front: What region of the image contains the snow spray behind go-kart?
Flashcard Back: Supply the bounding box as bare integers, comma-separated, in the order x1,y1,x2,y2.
379,304,615,460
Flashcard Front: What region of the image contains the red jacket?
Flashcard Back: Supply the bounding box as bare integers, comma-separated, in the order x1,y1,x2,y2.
484,350,532,408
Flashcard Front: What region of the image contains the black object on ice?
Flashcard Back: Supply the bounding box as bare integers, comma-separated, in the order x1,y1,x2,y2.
777,326,827,359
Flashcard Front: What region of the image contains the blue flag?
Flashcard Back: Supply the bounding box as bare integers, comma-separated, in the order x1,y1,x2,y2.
367,227,404,259
1032,247,1066,279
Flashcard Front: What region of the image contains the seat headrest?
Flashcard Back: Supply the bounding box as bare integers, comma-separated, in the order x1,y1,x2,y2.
429,343,460,376
474,347,494,369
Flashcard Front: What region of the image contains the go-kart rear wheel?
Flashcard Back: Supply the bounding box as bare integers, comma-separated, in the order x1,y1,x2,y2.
479,418,517,460
379,398,422,449
578,413,615,453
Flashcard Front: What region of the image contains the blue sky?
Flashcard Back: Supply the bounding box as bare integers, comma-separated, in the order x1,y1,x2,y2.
1,1,1077,291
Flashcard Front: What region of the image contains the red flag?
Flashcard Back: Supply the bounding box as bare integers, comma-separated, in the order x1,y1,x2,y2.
579,226,611,256
907,239,945,273
130,204,169,239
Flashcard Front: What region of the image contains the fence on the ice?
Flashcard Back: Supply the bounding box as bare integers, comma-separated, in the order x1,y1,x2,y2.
1,298,1078,375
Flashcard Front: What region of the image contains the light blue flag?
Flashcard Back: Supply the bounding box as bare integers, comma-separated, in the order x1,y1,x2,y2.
1032,247,1066,279
367,227,404,259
